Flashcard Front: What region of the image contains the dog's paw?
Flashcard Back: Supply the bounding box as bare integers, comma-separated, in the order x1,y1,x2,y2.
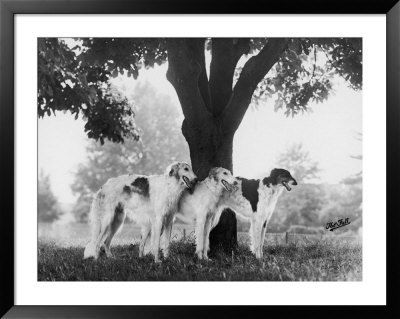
105,251,114,258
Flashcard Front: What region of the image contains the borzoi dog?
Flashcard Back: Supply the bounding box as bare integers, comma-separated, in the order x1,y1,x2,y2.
83,162,197,262
217,168,297,260
174,167,237,260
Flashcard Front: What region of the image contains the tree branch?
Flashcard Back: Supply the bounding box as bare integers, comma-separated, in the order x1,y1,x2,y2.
209,38,250,116
192,39,212,112
166,38,210,122
222,38,289,132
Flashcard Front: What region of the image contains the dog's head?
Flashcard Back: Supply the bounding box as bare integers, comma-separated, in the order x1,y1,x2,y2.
208,167,238,192
221,178,245,202
218,178,256,218
166,162,198,191
262,168,298,191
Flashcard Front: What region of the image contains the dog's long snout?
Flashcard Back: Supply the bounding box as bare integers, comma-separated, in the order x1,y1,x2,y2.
291,179,298,186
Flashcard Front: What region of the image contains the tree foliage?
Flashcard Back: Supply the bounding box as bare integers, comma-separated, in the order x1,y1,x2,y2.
38,170,63,222
38,37,362,144
71,82,190,222
39,38,141,143
253,38,361,115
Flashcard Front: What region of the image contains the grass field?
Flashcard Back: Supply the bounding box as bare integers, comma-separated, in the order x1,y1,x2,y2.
38,223,362,281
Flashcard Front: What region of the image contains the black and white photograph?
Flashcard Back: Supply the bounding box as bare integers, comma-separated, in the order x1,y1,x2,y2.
37,37,363,281
1,2,396,314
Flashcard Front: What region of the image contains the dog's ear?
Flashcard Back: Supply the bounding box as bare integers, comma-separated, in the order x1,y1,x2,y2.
268,168,283,185
269,168,293,185
208,167,219,182
262,177,271,187
167,163,180,180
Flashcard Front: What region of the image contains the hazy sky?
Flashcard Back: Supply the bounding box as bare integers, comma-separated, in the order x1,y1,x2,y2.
39,63,362,204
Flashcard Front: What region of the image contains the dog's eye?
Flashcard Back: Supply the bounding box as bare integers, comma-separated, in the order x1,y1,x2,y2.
223,172,228,175
184,167,189,171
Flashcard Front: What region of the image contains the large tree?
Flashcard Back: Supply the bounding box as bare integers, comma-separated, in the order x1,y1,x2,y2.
38,37,362,253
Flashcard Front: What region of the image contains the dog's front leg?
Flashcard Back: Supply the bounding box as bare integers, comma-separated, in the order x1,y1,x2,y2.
202,215,214,260
259,219,268,260
250,220,263,259
151,217,163,263
161,214,174,259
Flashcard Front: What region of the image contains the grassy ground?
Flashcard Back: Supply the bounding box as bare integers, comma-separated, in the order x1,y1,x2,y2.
38,236,362,281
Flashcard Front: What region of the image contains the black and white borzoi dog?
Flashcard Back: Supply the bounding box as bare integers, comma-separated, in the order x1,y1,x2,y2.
216,168,297,259
83,162,197,262
174,167,237,260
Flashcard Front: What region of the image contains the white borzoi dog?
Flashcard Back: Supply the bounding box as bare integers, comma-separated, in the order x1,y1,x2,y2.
216,168,297,260
83,162,197,262
174,167,237,260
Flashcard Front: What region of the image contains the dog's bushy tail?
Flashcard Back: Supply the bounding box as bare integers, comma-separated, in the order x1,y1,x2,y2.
83,190,104,259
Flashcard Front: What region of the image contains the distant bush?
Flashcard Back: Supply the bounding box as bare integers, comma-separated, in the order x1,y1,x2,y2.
237,220,250,232
287,225,324,235
38,170,63,222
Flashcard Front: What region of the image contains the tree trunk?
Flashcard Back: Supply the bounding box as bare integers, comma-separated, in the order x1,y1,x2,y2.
182,118,238,255
165,38,289,257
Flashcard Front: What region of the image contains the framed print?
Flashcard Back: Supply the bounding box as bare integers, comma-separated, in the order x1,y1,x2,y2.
1,0,399,318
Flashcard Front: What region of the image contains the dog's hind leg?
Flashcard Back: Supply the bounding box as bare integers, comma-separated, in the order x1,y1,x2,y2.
103,202,126,258
97,224,111,255
84,221,108,260
84,222,101,259
83,192,104,259
139,223,151,258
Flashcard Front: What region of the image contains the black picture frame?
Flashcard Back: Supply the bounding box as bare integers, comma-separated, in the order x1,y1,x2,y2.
1,0,399,318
